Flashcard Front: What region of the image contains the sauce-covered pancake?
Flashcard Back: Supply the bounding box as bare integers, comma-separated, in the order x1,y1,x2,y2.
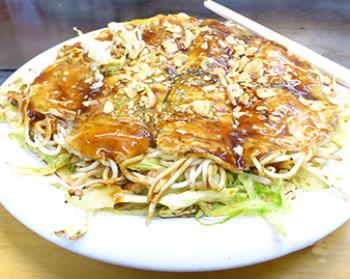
28,45,94,121
68,116,152,162
156,73,237,168
234,88,336,166
22,13,338,171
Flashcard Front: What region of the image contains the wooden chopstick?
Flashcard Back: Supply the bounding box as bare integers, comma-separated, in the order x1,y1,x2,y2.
204,0,350,87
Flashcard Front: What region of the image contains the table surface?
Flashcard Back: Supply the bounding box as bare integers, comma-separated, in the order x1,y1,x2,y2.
1,0,350,278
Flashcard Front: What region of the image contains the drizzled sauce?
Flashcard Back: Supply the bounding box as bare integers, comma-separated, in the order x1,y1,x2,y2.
237,88,325,164
27,106,45,122
156,71,239,169
28,48,94,118
258,39,320,100
69,117,152,162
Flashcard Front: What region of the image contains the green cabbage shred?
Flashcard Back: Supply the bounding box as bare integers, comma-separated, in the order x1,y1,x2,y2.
127,157,165,172
195,174,288,234
14,153,71,176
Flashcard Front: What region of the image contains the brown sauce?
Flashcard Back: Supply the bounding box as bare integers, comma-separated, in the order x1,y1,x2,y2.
28,50,94,118
69,116,152,162
237,88,326,164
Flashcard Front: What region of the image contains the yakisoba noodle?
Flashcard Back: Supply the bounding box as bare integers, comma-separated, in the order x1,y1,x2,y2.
1,13,349,237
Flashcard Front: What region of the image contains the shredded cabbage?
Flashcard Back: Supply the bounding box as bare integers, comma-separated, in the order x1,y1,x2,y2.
127,157,165,172
291,165,329,191
66,186,119,210
225,171,237,187
331,122,348,147
71,173,286,233
8,128,26,146
7,127,71,175
66,187,238,213
62,168,332,235
195,174,288,234
159,189,238,211
102,63,123,75
15,153,71,176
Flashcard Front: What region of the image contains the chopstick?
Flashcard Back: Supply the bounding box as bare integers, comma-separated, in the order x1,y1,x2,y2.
204,0,350,87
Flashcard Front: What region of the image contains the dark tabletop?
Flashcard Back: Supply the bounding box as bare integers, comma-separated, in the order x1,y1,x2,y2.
1,0,350,84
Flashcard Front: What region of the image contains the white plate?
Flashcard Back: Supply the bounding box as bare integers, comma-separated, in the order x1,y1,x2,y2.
1,34,350,272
